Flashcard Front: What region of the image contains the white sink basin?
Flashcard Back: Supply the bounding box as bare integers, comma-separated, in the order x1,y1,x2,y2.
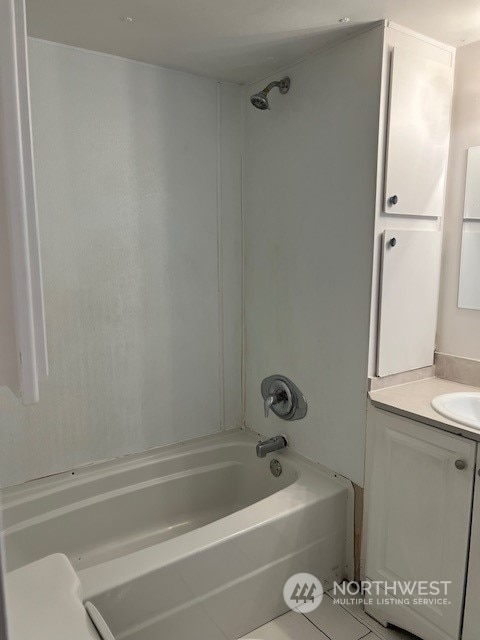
431,392,480,430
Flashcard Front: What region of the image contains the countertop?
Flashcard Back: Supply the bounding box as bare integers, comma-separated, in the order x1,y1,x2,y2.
369,377,480,442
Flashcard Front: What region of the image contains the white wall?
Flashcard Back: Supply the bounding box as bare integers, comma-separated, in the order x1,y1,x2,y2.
0,39,242,488
437,40,480,361
244,26,384,486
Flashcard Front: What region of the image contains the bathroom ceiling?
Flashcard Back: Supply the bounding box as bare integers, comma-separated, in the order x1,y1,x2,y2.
26,0,480,83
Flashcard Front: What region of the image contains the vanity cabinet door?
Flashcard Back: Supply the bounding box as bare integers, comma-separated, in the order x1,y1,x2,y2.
364,407,476,640
383,47,453,217
463,449,480,640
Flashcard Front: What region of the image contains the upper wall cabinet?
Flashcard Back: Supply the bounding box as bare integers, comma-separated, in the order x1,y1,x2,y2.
384,47,453,217
0,0,48,404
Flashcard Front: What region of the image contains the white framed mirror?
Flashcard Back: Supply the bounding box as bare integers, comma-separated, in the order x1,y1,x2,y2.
464,146,480,219
458,145,480,309
459,229,480,309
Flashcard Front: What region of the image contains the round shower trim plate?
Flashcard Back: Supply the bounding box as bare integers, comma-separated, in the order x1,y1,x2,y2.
279,77,291,94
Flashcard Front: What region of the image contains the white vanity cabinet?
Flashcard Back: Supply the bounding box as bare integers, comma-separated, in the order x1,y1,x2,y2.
364,406,476,640
463,448,480,640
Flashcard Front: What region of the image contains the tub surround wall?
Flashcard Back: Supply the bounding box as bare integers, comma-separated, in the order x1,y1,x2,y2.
218,84,243,429
2,25,461,493
0,147,18,395
438,40,480,361
244,26,384,487
0,39,242,488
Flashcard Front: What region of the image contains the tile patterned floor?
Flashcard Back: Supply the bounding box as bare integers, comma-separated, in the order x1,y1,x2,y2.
239,592,420,640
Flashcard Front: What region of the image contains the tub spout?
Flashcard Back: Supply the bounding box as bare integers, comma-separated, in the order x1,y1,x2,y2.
256,435,287,458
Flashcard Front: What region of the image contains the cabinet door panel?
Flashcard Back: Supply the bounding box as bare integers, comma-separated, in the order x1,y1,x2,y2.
463,449,480,640
365,408,475,640
377,229,442,376
384,47,453,217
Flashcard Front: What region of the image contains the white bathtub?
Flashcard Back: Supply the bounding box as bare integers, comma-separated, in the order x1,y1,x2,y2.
2,429,352,640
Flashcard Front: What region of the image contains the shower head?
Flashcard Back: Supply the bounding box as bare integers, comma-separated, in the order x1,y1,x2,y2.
250,90,270,111
250,76,291,110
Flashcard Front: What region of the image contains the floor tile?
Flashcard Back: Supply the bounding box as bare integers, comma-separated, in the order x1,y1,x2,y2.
305,593,370,640
239,611,329,640
326,591,420,640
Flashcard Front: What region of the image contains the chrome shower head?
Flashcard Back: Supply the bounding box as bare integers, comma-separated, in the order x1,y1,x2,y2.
250,90,270,110
250,77,291,110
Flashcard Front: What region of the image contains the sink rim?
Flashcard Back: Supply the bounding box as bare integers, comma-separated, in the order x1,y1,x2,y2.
431,392,480,430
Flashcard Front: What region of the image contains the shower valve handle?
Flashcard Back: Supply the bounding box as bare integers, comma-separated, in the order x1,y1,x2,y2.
264,391,286,418
260,375,307,421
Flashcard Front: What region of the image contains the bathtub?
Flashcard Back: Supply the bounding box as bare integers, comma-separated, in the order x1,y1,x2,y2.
2,429,353,640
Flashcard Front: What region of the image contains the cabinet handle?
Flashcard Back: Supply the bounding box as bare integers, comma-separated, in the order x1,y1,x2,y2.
389,195,399,206
455,459,467,470
389,237,397,248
